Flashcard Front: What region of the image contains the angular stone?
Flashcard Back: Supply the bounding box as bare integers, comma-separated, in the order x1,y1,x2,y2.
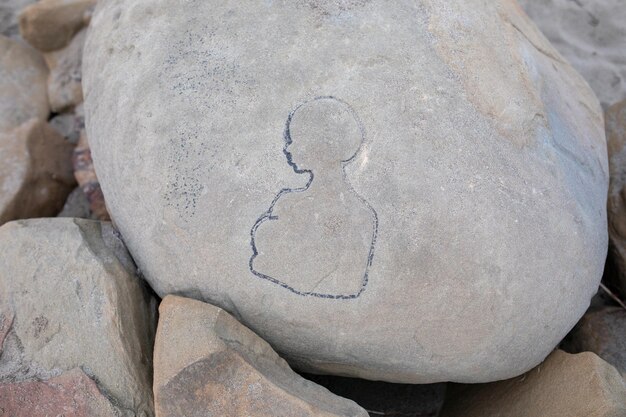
440,350,626,417
154,295,368,417
57,187,95,219
50,102,85,145
0,368,118,417
562,307,626,376
0,119,75,225
19,0,95,52
84,0,608,383
519,0,626,107
44,28,85,112
606,99,626,296
0,218,157,416
0,35,48,132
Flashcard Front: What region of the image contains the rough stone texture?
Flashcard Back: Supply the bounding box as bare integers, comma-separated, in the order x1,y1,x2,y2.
57,187,95,219
0,368,119,417
562,307,626,376
50,102,85,144
0,118,75,225
303,374,446,417
0,35,48,132
518,0,626,108
440,350,626,417
0,0,36,38
84,0,608,383
44,28,85,112
154,295,368,417
606,100,626,296
19,0,95,52
73,130,110,220
0,218,157,416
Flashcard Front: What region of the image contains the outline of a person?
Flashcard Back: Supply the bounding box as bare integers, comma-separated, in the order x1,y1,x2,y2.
249,96,378,299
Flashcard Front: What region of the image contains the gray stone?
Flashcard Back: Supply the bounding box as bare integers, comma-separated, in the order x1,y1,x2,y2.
84,0,608,383
154,295,368,417
0,0,36,38
57,187,95,219
0,218,157,416
49,103,85,145
518,0,626,107
0,35,48,132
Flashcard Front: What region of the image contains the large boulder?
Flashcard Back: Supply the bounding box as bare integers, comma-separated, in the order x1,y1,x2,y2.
0,218,157,416
440,350,626,417
0,35,48,132
154,295,368,417
518,0,626,108
84,0,608,383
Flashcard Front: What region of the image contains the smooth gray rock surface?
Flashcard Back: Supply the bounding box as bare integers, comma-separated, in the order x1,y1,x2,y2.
84,0,608,383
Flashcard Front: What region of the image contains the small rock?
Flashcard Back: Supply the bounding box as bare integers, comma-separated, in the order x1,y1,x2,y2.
0,218,157,416
0,368,118,417
73,131,110,220
0,35,48,132
440,350,626,417
562,307,626,376
44,28,85,112
18,0,96,52
57,187,95,219
606,99,626,296
49,102,85,144
0,0,36,38
0,119,75,225
154,295,368,417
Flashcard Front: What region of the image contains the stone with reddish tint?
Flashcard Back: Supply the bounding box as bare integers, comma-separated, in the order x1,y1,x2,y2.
0,35,48,132
0,218,157,416
19,0,95,52
0,118,75,225
440,350,626,417
73,131,110,220
0,368,118,417
154,295,367,417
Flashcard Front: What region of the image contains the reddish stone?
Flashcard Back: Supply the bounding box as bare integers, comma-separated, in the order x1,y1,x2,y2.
0,368,118,416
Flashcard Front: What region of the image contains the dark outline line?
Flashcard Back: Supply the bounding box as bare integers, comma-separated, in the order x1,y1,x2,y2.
249,96,378,299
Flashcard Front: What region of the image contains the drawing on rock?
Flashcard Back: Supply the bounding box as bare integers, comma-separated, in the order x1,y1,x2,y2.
249,96,378,299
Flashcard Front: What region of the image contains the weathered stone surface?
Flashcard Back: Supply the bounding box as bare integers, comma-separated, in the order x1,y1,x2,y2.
606,100,626,296
73,131,110,220
562,307,626,376
84,0,608,383
0,119,75,225
57,187,95,219
0,0,36,38
0,218,157,416
0,35,48,132
50,102,85,144
519,0,626,108
0,368,119,417
19,0,95,52
440,350,626,417
154,295,368,417
44,28,85,112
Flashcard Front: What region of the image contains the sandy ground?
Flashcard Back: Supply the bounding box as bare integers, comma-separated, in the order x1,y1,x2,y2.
519,0,626,108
